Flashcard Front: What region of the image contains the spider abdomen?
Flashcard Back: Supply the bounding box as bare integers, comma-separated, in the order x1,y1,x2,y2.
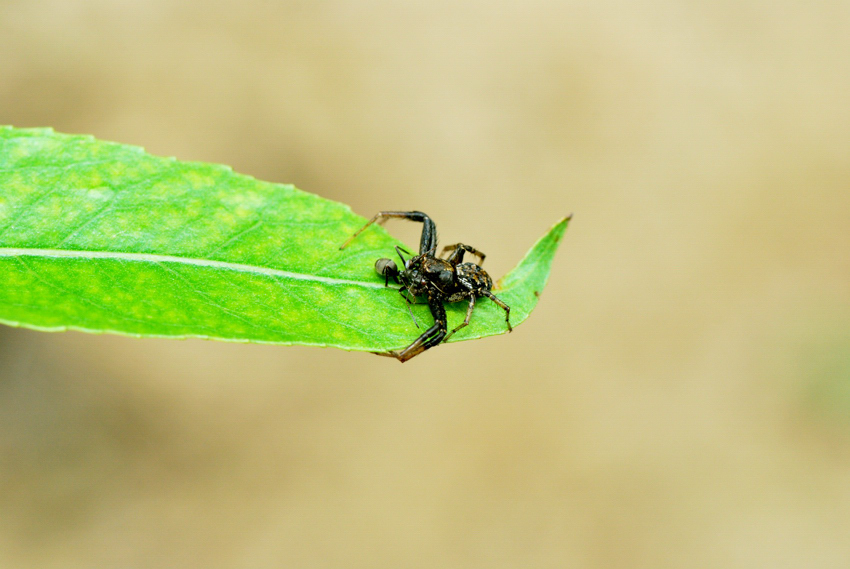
456,263,493,292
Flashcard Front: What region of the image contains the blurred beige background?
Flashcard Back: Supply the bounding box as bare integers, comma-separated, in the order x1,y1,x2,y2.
1,1,849,567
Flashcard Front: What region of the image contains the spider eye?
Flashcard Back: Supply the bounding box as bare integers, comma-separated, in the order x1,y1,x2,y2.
375,258,398,277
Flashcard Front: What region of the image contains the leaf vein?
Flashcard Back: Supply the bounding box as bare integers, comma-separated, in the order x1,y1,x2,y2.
0,248,386,289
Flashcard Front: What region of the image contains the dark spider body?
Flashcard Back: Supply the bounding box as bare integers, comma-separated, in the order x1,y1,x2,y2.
340,211,511,362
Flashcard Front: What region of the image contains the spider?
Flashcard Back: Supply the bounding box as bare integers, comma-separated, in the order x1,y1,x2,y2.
340,211,511,362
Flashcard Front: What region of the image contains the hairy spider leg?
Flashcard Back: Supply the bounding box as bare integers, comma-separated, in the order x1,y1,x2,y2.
481,289,512,332
340,211,437,255
440,243,486,266
443,293,476,343
377,294,447,362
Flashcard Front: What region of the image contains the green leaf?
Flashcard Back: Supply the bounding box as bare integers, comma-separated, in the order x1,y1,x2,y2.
0,126,569,352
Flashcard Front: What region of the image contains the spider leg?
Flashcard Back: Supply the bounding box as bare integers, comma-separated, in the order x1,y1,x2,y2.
340,211,437,255
481,289,512,332
379,294,447,362
440,243,486,266
443,293,476,343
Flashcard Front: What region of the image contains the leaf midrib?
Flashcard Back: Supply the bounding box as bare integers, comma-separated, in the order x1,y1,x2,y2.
0,247,387,289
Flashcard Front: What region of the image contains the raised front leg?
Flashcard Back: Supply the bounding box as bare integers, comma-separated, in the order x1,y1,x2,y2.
340,211,437,255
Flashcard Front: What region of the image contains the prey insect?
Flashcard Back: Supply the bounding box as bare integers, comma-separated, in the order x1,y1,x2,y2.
340,211,511,362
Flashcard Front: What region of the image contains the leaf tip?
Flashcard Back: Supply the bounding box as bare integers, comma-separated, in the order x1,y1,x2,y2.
497,214,571,292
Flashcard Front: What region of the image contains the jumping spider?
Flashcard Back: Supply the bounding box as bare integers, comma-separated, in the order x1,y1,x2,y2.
340,211,511,362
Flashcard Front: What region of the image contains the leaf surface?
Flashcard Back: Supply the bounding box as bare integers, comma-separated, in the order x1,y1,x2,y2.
0,127,569,352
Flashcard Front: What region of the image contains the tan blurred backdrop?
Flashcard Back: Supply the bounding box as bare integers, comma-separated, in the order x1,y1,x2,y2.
1,1,849,567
